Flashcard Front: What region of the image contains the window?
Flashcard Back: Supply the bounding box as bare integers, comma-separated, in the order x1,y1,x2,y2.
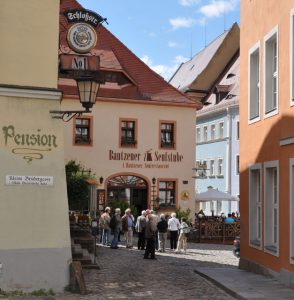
264,27,278,116
236,121,240,140
290,158,294,263
210,159,215,176
74,117,92,145
249,43,260,121
249,164,262,248
264,161,279,255
203,126,208,142
120,119,137,147
236,155,239,175
158,180,176,207
291,9,294,104
219,122,224,139
196,127,201,143
217,158,223,176
160,121,176,148
211,124,216,141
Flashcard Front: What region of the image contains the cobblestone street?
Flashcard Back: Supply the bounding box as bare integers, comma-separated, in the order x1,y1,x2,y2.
56,241,239,300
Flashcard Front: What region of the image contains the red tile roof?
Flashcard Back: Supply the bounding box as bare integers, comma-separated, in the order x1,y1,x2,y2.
59,0,200,108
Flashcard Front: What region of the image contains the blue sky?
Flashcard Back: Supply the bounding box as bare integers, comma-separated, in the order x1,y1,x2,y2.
78,0,240,81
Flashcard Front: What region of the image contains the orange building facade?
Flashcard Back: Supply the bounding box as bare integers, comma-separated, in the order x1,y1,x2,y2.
240,0,294,285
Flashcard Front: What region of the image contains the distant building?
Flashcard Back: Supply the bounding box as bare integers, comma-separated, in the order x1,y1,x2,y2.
59,0,201,217
240,0,294,286
170,23,240,215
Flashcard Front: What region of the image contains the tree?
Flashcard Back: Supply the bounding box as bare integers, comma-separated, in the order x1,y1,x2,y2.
66,160,91,212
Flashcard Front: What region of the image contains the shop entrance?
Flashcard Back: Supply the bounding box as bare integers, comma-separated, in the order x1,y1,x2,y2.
106,175,148,215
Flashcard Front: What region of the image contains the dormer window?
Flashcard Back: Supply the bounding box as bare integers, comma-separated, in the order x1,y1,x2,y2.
214,85,231,104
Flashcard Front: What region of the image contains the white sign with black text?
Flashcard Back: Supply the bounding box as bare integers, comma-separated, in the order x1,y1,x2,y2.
5,175,54,186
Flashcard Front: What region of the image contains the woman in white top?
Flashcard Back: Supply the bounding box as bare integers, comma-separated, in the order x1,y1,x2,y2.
176,218,189,253
168,213,180,250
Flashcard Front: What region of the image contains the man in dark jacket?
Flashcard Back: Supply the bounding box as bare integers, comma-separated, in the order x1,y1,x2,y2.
144,214,157,259
157,213,168,252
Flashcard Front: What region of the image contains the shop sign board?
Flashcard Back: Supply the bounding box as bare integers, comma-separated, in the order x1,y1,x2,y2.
5,175,54,186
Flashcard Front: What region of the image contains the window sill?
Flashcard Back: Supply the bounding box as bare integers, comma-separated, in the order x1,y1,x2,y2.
265,245,277,252
209,176,215,178
250,239,261,247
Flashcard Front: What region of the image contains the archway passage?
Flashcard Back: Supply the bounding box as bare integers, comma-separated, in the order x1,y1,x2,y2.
107,175,148,215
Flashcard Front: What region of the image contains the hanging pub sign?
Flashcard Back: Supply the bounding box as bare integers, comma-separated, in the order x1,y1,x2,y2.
64,9,107,54
64,9,105,27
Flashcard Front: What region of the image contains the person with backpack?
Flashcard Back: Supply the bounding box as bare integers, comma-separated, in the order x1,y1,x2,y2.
110,208,121,249
144,214,157,259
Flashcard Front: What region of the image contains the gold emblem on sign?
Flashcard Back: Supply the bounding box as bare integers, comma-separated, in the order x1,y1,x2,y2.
180,190,190,200
67,23,97,53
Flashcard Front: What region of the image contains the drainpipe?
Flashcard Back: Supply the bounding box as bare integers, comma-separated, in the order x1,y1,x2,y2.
226,107,232,212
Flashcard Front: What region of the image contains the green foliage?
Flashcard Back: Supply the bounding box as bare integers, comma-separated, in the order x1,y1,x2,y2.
106,199,138,219
66,160,92,211
0,288,55,297
175,207,192,225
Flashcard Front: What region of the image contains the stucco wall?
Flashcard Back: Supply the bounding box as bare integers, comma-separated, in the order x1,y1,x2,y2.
240,0,294,275
0,0,59,88
62,99,196,216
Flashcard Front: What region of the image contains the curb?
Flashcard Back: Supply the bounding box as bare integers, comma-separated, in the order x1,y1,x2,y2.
194,269,247,300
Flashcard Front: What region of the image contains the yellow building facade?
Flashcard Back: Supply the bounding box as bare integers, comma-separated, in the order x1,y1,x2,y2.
0,1,71,292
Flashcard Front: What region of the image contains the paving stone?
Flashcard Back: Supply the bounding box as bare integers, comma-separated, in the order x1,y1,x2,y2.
54,241,238,299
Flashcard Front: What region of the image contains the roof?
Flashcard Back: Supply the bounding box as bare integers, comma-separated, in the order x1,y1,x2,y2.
197,55,240,119
169,23,239,103
59,0,200,109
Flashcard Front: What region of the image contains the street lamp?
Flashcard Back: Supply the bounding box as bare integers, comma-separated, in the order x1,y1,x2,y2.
151,177,157,210
50,73,101,122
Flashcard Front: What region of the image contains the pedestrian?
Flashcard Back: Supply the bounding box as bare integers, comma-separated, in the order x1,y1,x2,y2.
110,208,122,249
150,210,159,250
99,207,111,246
135,210,147,250
168,212,180,250
176,218,190,253
121,208,134,248
144,214,157,259
157,213,168,252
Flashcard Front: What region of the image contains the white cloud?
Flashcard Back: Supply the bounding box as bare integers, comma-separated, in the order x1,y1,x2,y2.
168,41,181,48
199,0,238,18
169,17,196,30
178,0,201,7
140,55,189,80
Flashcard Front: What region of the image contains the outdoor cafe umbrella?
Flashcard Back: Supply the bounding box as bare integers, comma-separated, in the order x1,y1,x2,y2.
195,188,237,202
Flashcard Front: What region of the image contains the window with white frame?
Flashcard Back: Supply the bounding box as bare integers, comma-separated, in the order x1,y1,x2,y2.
264,161,279,255
219,122,224,139
210,159,215,176
290,158,294,263
249,164,262,248
217,158,223,176
236,155,239,175
249,43,260,121
236,121,240,140
203,126,208,142
264,28,278,115
211,124,216,141
196,127,201,143
291,9,294,104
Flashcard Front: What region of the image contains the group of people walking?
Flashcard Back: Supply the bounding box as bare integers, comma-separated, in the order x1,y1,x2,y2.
98,207,191,260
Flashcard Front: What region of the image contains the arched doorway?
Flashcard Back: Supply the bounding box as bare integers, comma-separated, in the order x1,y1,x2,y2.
106,175,148,214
